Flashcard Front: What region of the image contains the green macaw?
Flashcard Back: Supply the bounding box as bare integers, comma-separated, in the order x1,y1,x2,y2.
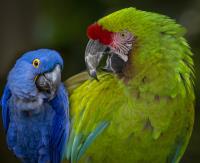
64,8,195,163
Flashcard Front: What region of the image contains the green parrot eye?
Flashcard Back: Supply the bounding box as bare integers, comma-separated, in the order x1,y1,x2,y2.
32,59,40,68
120,33,126,37
121,33,125,37
120,31,131,38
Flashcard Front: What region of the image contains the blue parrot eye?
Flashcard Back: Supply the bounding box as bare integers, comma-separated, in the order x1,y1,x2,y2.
32,59,40,68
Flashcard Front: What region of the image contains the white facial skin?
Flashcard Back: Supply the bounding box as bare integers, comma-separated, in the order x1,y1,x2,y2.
85,30,134,78
109,30,134,62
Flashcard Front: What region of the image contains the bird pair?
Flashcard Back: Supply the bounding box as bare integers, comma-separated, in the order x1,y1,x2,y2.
1,8,195,163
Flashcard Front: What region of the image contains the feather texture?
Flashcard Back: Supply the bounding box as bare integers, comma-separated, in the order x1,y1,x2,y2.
64,8,194,163
1,49,69,163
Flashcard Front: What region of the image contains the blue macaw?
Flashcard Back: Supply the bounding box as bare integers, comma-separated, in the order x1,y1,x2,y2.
1,49,70,163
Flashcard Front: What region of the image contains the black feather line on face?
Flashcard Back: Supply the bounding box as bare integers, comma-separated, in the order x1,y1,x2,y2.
103,53,126,73
109,30,134,62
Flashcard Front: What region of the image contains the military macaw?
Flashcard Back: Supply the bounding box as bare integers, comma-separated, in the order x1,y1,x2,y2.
65,8,194,163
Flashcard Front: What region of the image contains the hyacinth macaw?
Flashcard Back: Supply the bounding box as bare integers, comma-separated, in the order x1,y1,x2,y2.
1,49,70,163
65,8,195,163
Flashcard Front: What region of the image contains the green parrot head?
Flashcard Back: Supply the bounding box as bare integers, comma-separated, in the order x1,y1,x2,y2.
85,7,186,79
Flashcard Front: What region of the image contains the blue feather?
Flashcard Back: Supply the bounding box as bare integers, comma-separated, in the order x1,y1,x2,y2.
167,136,185,163
1,84,11,132
50,84,70,163
68,121,109,163
77,122,109,161
71,134,82,163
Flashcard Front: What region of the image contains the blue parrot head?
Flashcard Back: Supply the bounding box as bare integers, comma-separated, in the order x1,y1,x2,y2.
7,49,63,101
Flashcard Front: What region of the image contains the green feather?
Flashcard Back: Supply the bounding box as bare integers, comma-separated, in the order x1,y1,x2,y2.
66,122,75,159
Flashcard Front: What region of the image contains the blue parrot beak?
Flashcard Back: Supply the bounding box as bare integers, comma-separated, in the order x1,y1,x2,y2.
35,65,61,98
85,39,108,80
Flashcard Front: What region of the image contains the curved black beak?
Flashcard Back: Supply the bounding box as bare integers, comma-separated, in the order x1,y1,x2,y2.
35,65,61,99
85,39,108,80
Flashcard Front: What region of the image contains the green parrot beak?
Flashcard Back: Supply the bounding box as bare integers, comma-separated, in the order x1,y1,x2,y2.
35,65,61,98
85,39,108,80
85,39,129,79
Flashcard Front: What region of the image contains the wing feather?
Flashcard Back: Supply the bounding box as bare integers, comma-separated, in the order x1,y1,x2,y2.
50,84,70,163
64,72,125,162
1,84,11,132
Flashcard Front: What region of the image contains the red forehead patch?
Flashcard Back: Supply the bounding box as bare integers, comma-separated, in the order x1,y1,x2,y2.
87,23,113,45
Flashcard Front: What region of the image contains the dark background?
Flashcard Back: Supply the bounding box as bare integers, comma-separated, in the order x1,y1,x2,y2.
0,0,199,162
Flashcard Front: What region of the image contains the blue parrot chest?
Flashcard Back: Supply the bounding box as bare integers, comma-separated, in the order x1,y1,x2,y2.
7,96,55,161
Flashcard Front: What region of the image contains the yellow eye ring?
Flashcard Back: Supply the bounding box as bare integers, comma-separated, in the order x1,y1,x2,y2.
32,59,40,68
